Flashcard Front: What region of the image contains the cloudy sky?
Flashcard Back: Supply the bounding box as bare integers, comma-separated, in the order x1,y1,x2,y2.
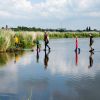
0,0,100,29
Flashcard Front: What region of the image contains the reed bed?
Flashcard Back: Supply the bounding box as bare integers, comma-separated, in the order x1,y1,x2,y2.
0,30,100,52
0,30,36,52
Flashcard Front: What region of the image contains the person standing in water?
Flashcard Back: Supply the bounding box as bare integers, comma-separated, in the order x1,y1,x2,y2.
75,36,80,66
76,36,78,51
36,34,40,63
36,38,40,52
89,33,94,52
75,36,80,53
44,32,50,51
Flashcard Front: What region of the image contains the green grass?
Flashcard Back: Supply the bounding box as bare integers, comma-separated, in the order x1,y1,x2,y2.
49,32,100,38
0,29,15,52
33,32,100,40
0,30,100,52
0,29,35,52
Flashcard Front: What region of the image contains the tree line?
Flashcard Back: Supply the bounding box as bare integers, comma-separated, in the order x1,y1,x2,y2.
1,25,100,32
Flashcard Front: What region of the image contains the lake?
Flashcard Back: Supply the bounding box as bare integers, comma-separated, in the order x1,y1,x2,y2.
0,38,100,100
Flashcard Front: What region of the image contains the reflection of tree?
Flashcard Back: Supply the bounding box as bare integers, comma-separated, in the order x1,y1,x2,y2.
88,52,94,68
0,53,8,66
44,50,50,69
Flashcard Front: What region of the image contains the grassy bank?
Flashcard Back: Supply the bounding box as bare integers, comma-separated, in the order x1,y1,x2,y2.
0,29,35,52
0,30,100,52
49,32,100,38
34,31,100,40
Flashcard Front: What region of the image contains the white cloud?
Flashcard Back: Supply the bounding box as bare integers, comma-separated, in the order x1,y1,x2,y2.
37,0,100,20
0,10,11,17
0,0,100,28
0,0,32,12
89,12,100,17
0,0,100,18
0,0,33,20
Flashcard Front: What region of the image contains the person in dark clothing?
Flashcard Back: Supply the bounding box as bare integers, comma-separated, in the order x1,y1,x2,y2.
89,34,94,52
44,32,50,51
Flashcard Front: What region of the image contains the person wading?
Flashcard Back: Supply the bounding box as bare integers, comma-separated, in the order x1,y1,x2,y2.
44,32,50,51
75,36,80,53
89,33,94,52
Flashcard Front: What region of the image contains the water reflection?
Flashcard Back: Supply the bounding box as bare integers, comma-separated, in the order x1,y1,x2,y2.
14,52,20,64
36,49,40,63
44,50,50,69
0,53,14,67
14,51,25,64
0,39,100,100
88,52,94,68
0,51,25,67
75,49,80,66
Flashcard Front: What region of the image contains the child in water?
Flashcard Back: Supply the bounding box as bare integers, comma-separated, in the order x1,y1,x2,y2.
36,39,40,52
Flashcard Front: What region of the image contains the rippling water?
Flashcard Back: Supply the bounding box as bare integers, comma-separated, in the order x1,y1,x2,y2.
0,38,100,100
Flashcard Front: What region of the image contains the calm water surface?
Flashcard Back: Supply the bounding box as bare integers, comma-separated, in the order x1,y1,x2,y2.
0,38,100,100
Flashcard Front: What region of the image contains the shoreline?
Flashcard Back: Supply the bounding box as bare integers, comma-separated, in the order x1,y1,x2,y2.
0,29,100,52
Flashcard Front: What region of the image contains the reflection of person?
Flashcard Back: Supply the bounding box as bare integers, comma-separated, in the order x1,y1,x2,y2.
75,50,78,66
88,52,94,68
75,46,80,66
44,32,50,51
89,33,94,52
14,52,20,63
44,50,50,69
36,49,39,63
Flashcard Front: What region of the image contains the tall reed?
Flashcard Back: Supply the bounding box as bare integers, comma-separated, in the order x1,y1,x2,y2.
0,29,15,52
